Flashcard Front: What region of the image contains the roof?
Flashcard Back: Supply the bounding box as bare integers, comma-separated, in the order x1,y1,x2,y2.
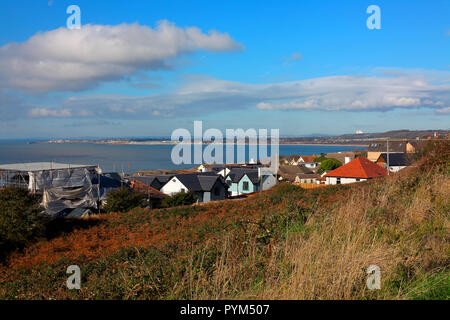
326,152,356,163
130,180,168,199
133,174,173,185
296,173,320,179
226,168,259,184
278,165,314,175
377,153,412,167
174,172,225,192
278,165,316,182
367,141,407,153
324,157,388,179
299,156,316,163
0,162,97,172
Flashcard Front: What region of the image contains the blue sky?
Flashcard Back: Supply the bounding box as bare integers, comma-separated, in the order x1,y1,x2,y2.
0,0,449,139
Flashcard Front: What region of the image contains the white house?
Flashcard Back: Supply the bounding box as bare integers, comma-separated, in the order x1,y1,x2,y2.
324,157,388,185
160,172,228,203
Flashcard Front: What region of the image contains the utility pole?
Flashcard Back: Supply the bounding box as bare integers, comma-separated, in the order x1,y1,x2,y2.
386,139,390,175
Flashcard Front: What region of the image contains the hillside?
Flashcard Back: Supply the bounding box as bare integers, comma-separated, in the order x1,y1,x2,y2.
0,141,449,300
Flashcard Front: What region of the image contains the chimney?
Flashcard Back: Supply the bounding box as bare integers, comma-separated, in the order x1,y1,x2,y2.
345,155,351,164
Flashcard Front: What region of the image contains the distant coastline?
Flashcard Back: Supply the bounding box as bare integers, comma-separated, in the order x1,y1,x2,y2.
33,140,368,148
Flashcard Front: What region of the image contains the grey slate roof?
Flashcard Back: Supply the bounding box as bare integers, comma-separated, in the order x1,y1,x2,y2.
226,168,259,184
133,174,174,186
367,141,407,153
378,153,412,166
175,172,225,192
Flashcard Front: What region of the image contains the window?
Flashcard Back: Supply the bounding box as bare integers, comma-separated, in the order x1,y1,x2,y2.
227,180,232,186
356,178,360,182
243,181,249,191
336,178,341,184
181,188,186,193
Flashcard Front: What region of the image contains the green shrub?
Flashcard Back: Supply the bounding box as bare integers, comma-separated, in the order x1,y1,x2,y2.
317,158,342,173
103,187,144,213
162,191,197,208
313,153,327,162
0,187,47,254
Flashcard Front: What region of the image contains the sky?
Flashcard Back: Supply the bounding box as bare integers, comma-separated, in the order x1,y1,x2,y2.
0,0,449,139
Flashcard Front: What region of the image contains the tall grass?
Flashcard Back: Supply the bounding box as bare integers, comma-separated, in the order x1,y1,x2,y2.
1,141,448,299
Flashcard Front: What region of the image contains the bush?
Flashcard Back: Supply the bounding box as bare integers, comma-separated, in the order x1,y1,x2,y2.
162,191,197,208
313,153,327,162
103,187,144,213
317,158,342,173
0,187,47,254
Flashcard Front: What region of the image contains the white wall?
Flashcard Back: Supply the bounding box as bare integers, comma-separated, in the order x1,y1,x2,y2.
326,177,367,185
160,177,188,195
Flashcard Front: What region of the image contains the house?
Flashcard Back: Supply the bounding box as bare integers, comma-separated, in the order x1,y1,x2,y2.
225,167,276,196
294,173,320,184
326,151,358,164
160,172,228,203
277,165,317,183
367,141,408,162
375,153,412,172
299,155,320,170
324,157,387,185
286,154,301,165
130,179,168,208
131,174,173,190
0,162,104,218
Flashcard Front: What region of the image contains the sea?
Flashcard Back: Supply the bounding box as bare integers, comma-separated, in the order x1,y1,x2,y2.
0,140,362,174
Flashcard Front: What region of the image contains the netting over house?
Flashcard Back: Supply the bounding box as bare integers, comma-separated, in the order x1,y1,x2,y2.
0,162,105,218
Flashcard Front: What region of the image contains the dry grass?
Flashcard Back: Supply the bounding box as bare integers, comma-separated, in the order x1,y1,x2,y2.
1,140,448,300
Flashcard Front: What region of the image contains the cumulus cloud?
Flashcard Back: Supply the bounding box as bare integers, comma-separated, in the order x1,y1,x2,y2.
0,21,242,93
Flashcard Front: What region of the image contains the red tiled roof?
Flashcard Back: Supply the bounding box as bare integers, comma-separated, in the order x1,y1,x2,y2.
300,155,316,163
324,157,388,179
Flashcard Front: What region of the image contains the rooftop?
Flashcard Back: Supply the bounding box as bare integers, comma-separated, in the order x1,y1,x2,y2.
324,157,388,179
0,162,97,172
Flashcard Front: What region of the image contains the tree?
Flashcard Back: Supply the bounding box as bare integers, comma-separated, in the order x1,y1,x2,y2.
317,158,342,173
103,187,144,213
313,153,327,162
0,187,47,253
162,191,197,208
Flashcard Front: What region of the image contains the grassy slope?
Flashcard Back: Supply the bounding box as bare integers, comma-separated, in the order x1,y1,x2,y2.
0,142,449,300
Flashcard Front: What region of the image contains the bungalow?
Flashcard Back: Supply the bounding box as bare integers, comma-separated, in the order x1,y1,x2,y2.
375,153,412,172
160,172,228,203
277,165,317,183
225,167,276,196
324,157,387,185
295,173,321,184
367,140,409,162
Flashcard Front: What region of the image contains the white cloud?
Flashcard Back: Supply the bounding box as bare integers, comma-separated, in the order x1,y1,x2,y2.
0,21,242,93
283,52,303,61
3,69,449,120
28,108,73,118
36,71,447,119
436,106,450,114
